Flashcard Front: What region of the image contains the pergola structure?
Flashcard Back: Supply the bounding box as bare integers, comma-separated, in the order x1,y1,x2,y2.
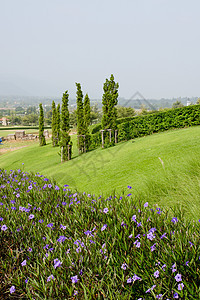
100,129,118,148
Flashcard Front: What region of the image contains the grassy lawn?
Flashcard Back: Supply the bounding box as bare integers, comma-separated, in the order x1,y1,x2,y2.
0,126,200,219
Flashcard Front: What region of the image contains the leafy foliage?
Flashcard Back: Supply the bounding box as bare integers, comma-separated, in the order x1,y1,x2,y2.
51,101,57,147
39,103,46,146
117,105,200,142
60,91,72,161
102,74,119,131
76,83,85,154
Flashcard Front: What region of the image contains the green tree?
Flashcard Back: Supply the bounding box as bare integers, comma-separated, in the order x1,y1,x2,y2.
39,103,46,146
83,93,91,151
76,83,85,153
102,74,119,145
102,74,119,130
60,91,72,161
196,98,200,105
116,106,135,118
51,101,57,147
56,103,60,145
172,100,184,109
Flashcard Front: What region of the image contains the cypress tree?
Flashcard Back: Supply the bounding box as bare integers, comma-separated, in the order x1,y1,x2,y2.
39,103,46,146
56,103,60,146
51,101,57,147
83,93,91,151
102,74,119,130
102,74,119,145
60,91,72,161
76,83,85,153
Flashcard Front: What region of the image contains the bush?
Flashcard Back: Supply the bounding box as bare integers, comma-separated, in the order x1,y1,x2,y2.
117,105,200,142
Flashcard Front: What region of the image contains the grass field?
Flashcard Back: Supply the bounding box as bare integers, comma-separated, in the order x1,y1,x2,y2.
0,126,200,219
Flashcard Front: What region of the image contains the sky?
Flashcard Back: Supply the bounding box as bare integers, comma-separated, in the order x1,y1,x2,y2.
0,0,200,99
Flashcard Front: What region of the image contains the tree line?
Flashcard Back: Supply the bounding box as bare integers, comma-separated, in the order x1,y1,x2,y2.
38,74,120,161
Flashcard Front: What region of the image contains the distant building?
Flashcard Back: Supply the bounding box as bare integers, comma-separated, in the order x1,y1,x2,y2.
0,117,9,126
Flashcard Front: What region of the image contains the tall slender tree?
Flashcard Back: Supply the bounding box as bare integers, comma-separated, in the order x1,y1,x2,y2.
39,103,46,146
60,91,72,161
76,83,85,153
83,93,91,151
56,103,60,145
51,101,57,147
102,74,119,145
102,74,119,130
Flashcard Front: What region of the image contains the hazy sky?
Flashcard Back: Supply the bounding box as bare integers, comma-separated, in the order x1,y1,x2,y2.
0,0,200,99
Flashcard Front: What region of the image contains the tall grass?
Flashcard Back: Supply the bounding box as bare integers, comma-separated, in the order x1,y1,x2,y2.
1,169,200,299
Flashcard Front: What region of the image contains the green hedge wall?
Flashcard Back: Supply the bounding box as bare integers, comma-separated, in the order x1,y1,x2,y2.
117,105,200,142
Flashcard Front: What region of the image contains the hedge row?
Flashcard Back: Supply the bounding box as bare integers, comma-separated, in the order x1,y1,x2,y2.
117,105,200,141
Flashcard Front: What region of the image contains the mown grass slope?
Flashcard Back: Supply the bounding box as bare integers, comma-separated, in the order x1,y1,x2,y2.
0,126,200,219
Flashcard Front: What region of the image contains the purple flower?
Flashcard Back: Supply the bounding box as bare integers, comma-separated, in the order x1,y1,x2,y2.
178,282,184,290
132,274,141,281
144,202,148,208
57,236,67,243
171,217,178,224
47,274,54,282
28,247,32,252
55,185,59,190
25,278,29,283
53,258,62,269
74,290,78,296
127,277,132,283
127,193,132,197
103,208,109,213
173,293,179,299
127,185,132,189
175,273,182,282
0,217,3,221
121,263,128,270
135,241,141,248
28,214,34,220
147,232,155,241
160,232,167,239
185,261,189,266
189,241,194,247
129,234,133,238
71,275,79,284
131,215,137,222
10,285,15,294
47,223,53,228
39,219,44,223
101,224,107,231
16,193,20,198
1,224,8,231
60,224,67,230
151,243,156,252
21,259,27,266
154,270,159,278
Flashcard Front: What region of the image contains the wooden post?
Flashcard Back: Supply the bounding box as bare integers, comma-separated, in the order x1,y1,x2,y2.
108,129,112,143
115,130,118,144
77,135,80,155
67,145,70,161
84,136,86,153
100,130,104,148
